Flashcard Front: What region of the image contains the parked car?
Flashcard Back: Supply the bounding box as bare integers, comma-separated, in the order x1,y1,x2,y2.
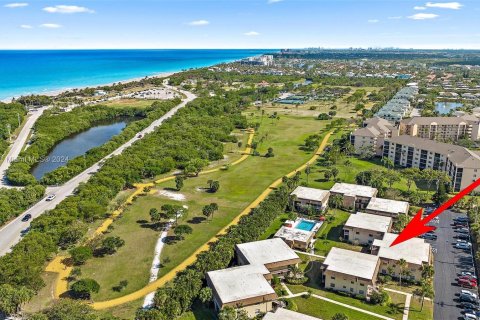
456,243,473,250
420,233,437,240
457,233,471,240
45,194,56,201
457,228,470,234
459,279,477,288
462,301,479,310
460,294,479,304
462,290,478,299
461,273,478,281
21,214,32,222
456,216,469,222
464,313,477,320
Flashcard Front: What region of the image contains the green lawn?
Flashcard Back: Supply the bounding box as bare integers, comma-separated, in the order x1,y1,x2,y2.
315,209,362,256
304,156,418,193
76,114,332,308
408,295,434,320
289,283,406,320
291,296,380,320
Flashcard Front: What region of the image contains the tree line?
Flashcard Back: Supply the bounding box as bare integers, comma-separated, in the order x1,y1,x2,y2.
6,102,173,186
0,91,254,318
0,102,27,157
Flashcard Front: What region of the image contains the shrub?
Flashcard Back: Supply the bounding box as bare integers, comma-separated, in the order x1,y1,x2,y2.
70,279,100,299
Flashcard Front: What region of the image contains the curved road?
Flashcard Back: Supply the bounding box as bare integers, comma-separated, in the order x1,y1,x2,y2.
0,86,196,257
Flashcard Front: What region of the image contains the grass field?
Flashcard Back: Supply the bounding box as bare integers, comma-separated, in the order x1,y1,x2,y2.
75,113,330,312
314,209,363,256
408,295,434,320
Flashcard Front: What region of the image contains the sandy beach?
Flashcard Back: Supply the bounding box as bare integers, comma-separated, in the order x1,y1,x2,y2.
1,71,176,103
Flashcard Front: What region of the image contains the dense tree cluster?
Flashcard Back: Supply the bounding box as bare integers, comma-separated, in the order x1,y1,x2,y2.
136,175,300,319
0,185,46,226
0,92,250,304
6,100,177,186
0,102,27,157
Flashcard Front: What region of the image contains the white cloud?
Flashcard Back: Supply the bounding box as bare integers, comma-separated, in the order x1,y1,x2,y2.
188,20,209,26
425,2,463,9
268,0,283,3
368,19,380,23
43,5,94,14
4,2,28,8
40,23,62,28
408,13,440,19
388,16,403,19
244,31,260,36
414,6,427,10
20,24,33,29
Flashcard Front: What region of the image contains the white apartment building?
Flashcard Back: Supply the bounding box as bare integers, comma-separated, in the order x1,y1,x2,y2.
383,135,480,192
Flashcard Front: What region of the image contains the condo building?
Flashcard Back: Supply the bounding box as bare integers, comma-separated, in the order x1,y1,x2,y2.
399,115,480,142
383,135,480,191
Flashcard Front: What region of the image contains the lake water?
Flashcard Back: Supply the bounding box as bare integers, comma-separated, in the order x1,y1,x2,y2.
32,119,129,180
435,102,463,115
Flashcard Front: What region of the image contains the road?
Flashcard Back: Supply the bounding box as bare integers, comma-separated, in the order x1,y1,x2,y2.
0,86,196,257
0,106,49,187
433,210,475,320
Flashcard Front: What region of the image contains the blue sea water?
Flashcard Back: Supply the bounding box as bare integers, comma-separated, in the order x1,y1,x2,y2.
0,49,274,100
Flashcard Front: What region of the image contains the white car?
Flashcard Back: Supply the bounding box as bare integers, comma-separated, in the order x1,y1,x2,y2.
45,194,56,201
464,313,477,320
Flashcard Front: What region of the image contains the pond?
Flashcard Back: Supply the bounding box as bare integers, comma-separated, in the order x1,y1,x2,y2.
435,102,463,115
32,119,131,180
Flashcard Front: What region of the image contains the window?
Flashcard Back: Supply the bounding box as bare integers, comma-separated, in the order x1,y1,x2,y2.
350,288,354,292
343,285,347,289
331,276,335,280
360,283,365,287
330,283,335,288
359,290,364,295
368,234,373,237
356,232,360,235
351,281,354,284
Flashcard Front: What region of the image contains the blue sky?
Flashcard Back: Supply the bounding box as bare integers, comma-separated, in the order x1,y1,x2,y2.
0,0,479,49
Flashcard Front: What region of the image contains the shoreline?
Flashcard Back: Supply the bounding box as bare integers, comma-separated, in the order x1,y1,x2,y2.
1,71,177,103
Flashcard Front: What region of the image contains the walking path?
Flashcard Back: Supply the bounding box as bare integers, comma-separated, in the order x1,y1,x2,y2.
45,129,255,299
294,250,325,259
89,131,333,310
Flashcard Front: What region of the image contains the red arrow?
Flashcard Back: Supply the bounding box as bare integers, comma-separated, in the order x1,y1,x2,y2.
390,177,480,247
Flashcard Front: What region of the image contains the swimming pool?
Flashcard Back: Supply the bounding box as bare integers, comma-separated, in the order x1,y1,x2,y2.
296,220,316,232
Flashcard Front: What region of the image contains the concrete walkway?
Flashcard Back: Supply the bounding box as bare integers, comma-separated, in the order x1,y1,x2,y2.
90,131,333,310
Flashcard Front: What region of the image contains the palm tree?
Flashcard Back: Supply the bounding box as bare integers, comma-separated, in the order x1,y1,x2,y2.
421,264,434,280
415,279,434,311
397,258,408,287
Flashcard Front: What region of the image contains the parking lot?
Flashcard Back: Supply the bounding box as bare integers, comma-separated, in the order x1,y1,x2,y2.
431,209,477,320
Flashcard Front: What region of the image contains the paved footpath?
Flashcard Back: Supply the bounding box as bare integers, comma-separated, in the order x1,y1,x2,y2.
0,86,196,257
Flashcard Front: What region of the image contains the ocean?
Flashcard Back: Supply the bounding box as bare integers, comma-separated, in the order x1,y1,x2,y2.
0,49,273,100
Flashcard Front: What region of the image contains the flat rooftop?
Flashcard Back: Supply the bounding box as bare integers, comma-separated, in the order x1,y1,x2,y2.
344,212,392,233
263,308,322,320
274,226,314,243
291,186,330,202
235,238,300,266
366,197,409,215
373,232,431,265
330,183,378,198
207,264,275,304
323,247,380,280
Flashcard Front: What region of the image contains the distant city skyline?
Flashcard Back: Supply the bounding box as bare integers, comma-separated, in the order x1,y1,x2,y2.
1,0,479,49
